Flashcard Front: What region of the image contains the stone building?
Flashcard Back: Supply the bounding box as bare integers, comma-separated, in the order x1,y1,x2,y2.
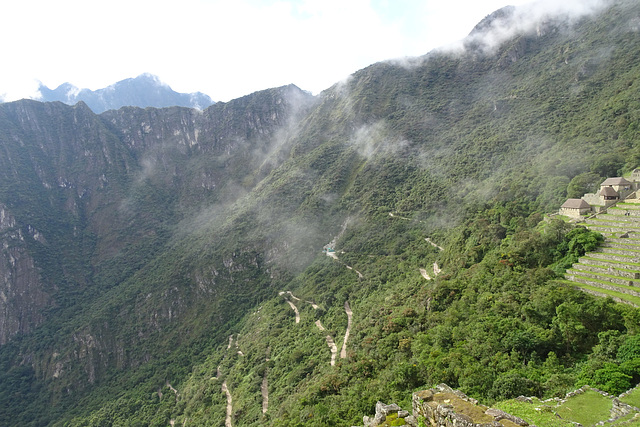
600,177,633,196
560,198,591,218
560,175,639,216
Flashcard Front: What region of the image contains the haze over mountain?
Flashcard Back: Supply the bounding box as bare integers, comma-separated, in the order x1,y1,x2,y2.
36,73,215,113
0,1,639,426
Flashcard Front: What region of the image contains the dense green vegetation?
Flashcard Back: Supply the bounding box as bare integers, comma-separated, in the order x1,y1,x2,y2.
1,1,640,426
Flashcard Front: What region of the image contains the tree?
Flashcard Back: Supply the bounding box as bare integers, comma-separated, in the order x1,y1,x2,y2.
566,172,602,198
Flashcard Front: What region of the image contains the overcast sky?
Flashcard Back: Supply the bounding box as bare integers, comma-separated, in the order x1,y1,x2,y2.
1,0,565,102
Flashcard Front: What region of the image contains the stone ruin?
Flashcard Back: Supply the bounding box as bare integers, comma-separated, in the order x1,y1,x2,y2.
357,384,529,427
357,383,640,427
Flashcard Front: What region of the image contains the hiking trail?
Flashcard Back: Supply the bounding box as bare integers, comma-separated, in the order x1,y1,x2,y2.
221,381,233,427
340,301,352,359
425,237,444,251
324,249,363,278
315,319,338,366
433,262,442,277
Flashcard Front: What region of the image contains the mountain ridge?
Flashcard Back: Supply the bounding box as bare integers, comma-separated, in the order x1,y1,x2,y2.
36,73,216,113
0,1,639,425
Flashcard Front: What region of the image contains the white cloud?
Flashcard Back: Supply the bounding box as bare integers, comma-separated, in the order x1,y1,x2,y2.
0,0,607,103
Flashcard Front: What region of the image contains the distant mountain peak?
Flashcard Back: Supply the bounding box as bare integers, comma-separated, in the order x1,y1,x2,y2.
37,74,215,113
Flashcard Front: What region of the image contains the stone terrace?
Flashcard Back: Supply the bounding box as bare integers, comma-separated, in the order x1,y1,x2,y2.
561,202,640,306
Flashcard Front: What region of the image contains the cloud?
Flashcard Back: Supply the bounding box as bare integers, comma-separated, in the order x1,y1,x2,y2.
0,0,612,103
350,122,409,160
450,0,611,55
0,0,534,103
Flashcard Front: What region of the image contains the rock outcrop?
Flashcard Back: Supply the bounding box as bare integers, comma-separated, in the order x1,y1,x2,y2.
359,384,527,427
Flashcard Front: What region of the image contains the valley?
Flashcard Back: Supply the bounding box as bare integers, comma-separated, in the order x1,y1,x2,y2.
0,1,640,426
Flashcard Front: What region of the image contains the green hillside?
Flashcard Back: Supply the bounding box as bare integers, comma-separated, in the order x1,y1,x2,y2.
0,1,640,426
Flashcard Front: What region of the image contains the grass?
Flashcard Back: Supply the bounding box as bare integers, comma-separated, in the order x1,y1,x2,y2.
565,268,639,283
432,392,495,423
577,262,640,274
562,274,640,294
585,222,640,228
495,390,640,427
621,387,640,409
605,242,640,249
380,413,406,426
589,216,638,222
556,389,612,426
581,256,640,268
610,412,640,426
600,248,640,255
493,398,574,427
558,280,640,306
586,251,635,258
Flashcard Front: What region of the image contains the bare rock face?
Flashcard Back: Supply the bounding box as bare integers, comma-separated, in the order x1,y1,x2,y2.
0,204,50,345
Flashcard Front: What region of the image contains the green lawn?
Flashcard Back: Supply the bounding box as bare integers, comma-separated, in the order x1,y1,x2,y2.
558,280,640,306
621,387,640,409
556,390,612,426
492,399,574,427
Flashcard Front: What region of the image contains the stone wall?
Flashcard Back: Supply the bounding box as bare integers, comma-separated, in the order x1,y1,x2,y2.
359,383,640,427
412,384,528,427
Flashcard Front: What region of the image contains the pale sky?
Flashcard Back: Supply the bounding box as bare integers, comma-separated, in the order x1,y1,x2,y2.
1,0,588,102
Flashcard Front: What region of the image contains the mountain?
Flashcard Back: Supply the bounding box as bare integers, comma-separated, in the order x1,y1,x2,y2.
0,1,639,425
37,73,215,113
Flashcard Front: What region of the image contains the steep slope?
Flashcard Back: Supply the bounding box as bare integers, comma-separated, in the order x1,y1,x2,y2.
0,85,315,420
0,1,640,426
37,74,215,113
563,202,640,306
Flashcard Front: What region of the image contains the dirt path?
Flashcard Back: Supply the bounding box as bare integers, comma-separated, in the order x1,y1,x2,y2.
210,365,222,380
325,249,362,279
315,320,338,366
222,381,233,427
261,370,268,414
166,381,179,396
280,291,321,322
326,250,363,279
425,237,444,251
325,335,338,366
419,268,431,280
340,301,352,359
345,264,364,279
388,212,411,220
433,262,442,277
285,291,300,302
279,292,301,323
285,291,320,309
285,300,300,323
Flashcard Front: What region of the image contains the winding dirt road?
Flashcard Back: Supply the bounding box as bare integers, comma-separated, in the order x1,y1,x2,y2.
315,320,338,366
285,300,300,323
425,237,444,251
222,381,233,427
419,268,431,280
433,262,441,276
261,370,268,414
340,301,352,359
280,291,322,324
326,251,363,279
325,335,338,366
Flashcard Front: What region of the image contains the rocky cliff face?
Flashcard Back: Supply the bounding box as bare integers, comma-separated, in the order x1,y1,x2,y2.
0,85,314,355
0,204,49,345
